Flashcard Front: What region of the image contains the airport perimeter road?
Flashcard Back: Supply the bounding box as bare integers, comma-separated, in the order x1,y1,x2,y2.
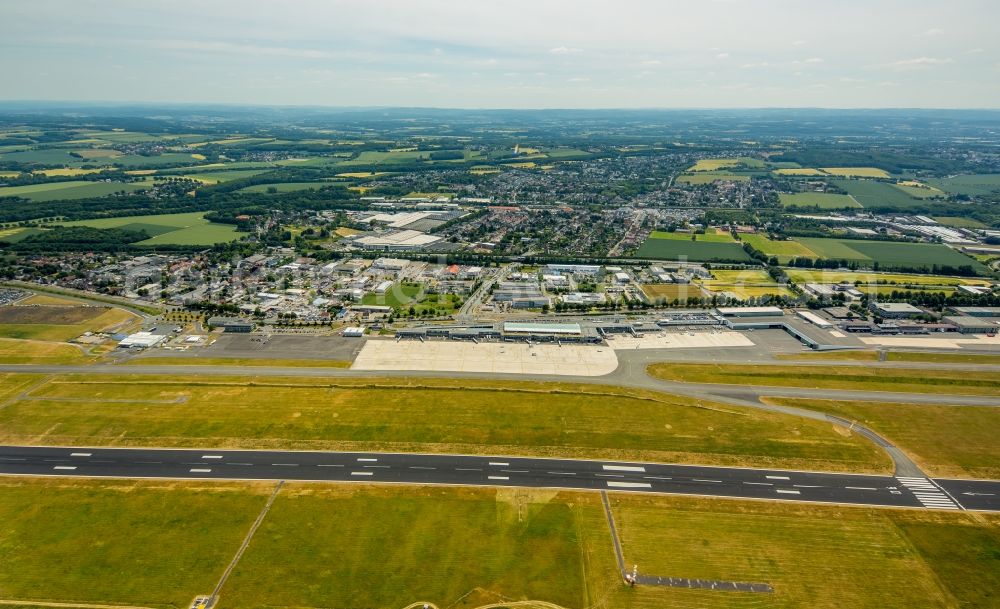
2,445,997,512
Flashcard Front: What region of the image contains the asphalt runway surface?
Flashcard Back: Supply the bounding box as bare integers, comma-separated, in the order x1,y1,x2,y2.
2,445,997,512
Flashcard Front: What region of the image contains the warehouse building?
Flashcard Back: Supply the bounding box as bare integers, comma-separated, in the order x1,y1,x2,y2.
943,316,997,334
870,302,923,319
207,317,254,333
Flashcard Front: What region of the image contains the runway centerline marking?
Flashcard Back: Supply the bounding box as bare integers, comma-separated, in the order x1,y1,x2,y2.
776,489,801,495
190,468,212,473
693,479,722,483
350,471,374,476
845,486,877,491
52,466,77,470
766,475,791,480
488,462,509,466
70,452,92,457
202,455,223,459
488,475,510,480
357,458,378,462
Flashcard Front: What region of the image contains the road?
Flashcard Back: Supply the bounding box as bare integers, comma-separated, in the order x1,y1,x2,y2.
1,445,997,511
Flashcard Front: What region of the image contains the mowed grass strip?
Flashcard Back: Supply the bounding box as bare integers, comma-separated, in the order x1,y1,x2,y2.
0,477,271,608
0,374,889,472
765,397,1000,479
124,356,352,368
0,337,91,364
0,306,136,342
610,493,1000,609
647,363,1000,396
221,485,596,609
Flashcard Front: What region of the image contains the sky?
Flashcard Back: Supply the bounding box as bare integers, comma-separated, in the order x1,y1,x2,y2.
3,0,999,109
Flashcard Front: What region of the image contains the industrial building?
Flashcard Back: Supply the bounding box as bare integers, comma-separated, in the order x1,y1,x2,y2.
870,302,923,319
948,306,1000,318
716,306,784,318
207,317,254,333
943,316,997,334
117,332,167,349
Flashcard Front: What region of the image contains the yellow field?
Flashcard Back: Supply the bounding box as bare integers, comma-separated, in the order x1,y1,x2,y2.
348,186,369,194
0,338,91,364
19,294,80,306
707,269,774,283
784,269,991,286
33,168,108,177
190,153,206,160
335,172,391,178
125,169,157,175
640,284,706,301
335,227,361,237
72,149,121,159
507,162,537,169
773,168,826,176
702,284,795,299
820,167,891,178
470,168,501,175
0,171,21,178
516,146,541,154
688,158,740,171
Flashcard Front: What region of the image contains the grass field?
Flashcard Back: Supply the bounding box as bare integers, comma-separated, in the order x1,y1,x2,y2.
676,171,750,184
647,363,999,396
610,493,1000,609
180,169,269,184
831,179,924,209
741,234,818,261
774,350,879,361
893,182,946,199
238,181,334,193
779,192,860,209
2,477,997,609
223,485,593,609
0,338,91,364
0,179,152,201
636,236,752,262
0,374,889,472
0,306,136,342
126,356,352,368
820,167,891,178
62,211,247,245
0,477,271,608
33,167,108,177
697,269,794,298
362,283,461,314
932,216,988,228
767,397,1000,479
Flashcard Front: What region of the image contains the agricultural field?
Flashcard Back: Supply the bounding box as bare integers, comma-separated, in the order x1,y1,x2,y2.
640,283,706,302
179,169,270,184
783,268,992,287
697,269,795,299
61,211,248,245
893,181,946,199
109,152,207,167
0,148,85,165
831,179,924,209
820,167,892,178
772,168,827,176
741,234,818,261
687,157,764,171
0,305,136,342
675,171,750,184
0,179,153,201
925,173,1000,197
793,237,988,273
0,374,889,472
337,149,432,166
647,230,736,243
0,227,45,243
779,192,860,209
33,167,108,177
239,181,335,193
647,363,1000,397
636,235,752,262
768,398,1000,479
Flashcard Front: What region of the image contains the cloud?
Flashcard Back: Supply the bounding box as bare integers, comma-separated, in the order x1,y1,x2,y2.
550,46,582,55
740,61,770,69
716,52,730,59
567,76,590,82
152,39,337,59
792,40,806,46
882,56,955,70
804,57,824,64
640,59,662,66
921,28,943,36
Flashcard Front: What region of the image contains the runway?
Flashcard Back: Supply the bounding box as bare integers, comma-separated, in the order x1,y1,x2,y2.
2,445,997,512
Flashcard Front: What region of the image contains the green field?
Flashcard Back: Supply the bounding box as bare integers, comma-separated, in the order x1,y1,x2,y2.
0,477,271,608
926,173,1000,197
0,148,84,165
820,167,891,178
676,171,750,184
647,363,1000,396
636,236,752,262
61,211,248,245
647,230,736,243
181,169,270,184
0,374,889,472
779,192,860,209
932,216,988,228
792,237,987,273
0,179,152,201
238,181,335,193
741,234,818,261
337,149,432,166
768,398,1000,479
0,306,136,342
893,183,946,199
361,282,461,314
688,157,765,171
782,268,992,286
831,179,924,209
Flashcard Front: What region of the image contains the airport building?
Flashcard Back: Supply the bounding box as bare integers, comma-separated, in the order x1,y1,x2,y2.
870,302,923,319
207,317,254,333
716,306,784,318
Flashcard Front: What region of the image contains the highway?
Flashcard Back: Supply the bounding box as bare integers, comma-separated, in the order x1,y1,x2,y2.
2,445,997,512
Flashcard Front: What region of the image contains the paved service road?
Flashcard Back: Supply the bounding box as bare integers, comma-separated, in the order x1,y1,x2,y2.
2,445,996,512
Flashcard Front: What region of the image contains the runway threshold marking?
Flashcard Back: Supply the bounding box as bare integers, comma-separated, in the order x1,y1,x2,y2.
607,481,652,489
